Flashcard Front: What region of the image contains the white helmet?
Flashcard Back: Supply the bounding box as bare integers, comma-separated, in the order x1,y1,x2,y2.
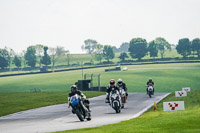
117,78,123,85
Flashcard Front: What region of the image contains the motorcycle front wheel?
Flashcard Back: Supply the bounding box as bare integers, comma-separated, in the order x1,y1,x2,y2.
75,108,84,121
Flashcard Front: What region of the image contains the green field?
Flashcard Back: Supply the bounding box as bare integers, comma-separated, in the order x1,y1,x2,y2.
0,63,200,93
0,63,199,132
56,90,200,133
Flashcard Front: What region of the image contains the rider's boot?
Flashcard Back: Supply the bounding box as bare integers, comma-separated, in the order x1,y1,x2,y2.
105,95,110,103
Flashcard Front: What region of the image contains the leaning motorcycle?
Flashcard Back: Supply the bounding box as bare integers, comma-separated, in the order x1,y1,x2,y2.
119,87,126,108
109,89,122,113
147,85,154,98
69,94,91,121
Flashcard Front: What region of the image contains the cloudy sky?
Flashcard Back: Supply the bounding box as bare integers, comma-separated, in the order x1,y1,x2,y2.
0,0,200,54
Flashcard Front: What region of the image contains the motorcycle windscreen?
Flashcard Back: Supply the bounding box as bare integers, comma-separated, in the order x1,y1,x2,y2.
71,97,79,106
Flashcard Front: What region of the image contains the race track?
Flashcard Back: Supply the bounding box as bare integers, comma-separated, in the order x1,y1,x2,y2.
0,93,169,133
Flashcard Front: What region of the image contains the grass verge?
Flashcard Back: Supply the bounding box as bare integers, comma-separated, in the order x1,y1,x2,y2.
1,63,200,92
55,90,200,133
0,91,105,117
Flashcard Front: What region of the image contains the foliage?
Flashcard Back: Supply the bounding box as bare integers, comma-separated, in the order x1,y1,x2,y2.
24,46,37,68
118,52,129,61
13,55,22,68
112,43,129,53
56,46,67,56
49,47,57,69
82,39,98,54
148,40,158,58
93,44,104,63
35,44,44,67
154,37,171,59
41,46,51,66
128,38,148,60
191,38,200,58
103,45,115,62
176,38,191,57
119,42,129,52
112,46,118,53
0,48,10,69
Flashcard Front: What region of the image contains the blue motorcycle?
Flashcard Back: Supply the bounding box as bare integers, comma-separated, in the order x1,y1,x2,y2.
69,94,91,121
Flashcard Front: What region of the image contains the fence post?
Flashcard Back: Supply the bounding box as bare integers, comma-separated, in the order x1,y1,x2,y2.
98,74,101,91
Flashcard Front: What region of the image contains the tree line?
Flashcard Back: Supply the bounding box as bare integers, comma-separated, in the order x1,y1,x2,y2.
0,37,200,70
81,37,200,62
0,45,69,70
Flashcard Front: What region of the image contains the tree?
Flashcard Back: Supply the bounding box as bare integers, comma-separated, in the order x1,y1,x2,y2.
93,44,104,63
56,46,66,56
13,55,22,69
154,37,171,59
112,46,118,53
49,47,57,70
35,44,44,67
5,47,15,71
20,50,26,68
24,46,37,68
0,48,10,69
103,45,115,62
148,40,158,58
119,42,129,52
191,38,200,58
82,39,98,54
128,38,148,60
118,52,129,62
176,38,191,58
41,46,51,67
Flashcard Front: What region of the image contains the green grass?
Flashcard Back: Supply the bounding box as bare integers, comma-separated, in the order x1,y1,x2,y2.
0,63,199,132
55,90,200,133
0,91,105,117
0,63,200,92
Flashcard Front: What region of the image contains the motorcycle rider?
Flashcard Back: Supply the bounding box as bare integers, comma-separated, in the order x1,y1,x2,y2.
146,78,154,94
116,78,128,97
105,79,119,103
68,85,91,118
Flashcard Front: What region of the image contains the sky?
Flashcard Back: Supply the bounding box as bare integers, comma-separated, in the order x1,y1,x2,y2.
0,0,200,54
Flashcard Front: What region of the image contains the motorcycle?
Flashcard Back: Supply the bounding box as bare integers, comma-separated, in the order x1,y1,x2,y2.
147,85,154,98
109,89,122,113
119,87,127,108
69,94,91,121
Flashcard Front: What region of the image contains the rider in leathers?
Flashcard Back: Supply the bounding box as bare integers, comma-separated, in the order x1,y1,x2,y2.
68,85,91,118
116,78,128,97
146,78,154,94
105,79,119,103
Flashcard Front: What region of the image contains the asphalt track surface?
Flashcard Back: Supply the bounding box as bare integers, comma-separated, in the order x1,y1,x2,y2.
0,93,170,133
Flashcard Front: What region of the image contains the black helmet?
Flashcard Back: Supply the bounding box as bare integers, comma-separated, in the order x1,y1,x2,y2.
71,85,77,92
117,78,123,85
110,79,115,85
149,78,152,82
